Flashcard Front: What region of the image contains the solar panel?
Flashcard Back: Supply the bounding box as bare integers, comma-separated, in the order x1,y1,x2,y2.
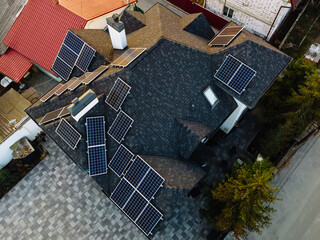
51,30,96,81
67,78,82,91
124,156,149,187
209,26,244,46
228,64,256,94
106,78,131,111
86,116,107,176
112,48,146,67
51,57,73,81
82,65,108,85
59,44,78,67
137,168,164,201
86,116,106,147
214,55,256,94
215,55,241,84
108,144,134,177
55,118,81,149
136,203,162,236
108,111,133,143
88,145,107,176
55,84,68,96
111,178,135,208
64,30,84,54
40,83,64,102
38,106,70,125
76,44,96,72
57,106,70,118
123,191,148,221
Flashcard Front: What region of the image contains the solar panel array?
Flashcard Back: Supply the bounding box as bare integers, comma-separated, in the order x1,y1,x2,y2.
38,105,70,125
51,30,96,81
106,78,131,111
108,144,134,177
108,111,133,144
124,156,164,200
209,26,244,47
40,83,64,102
86,116,107,176
214,55,256,94
55,118,81,149
111,156,164,236
112,48,146,67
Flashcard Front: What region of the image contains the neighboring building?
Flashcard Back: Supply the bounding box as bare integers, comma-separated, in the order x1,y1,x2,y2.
206,0,302,40
0,0,28,55
0,0,86,82
59,0,137,29
0,89,41,168
26,3,290,237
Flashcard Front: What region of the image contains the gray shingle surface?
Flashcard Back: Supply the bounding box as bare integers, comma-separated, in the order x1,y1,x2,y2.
0,138,211,239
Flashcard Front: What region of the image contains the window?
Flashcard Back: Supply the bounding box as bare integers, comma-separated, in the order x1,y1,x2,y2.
223,6,234,18
203,86,218,107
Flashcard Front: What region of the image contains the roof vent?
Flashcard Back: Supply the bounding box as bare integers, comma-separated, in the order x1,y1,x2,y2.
107,14,127,50
68,89,99,121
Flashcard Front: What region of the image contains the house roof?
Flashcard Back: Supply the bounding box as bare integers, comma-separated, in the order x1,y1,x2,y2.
0,0,27,55
3,0,87,74
0,48,32,82
58,0,136,21
25,4,292,235
291,0,302,10
0,89,31,143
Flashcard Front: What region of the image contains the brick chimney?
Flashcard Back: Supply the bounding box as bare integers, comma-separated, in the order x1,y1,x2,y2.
52,0,59,4
107,14,127,50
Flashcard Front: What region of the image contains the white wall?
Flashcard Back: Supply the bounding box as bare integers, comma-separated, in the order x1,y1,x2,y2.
206,0,291,38
0,119,42,169
220,98,247,134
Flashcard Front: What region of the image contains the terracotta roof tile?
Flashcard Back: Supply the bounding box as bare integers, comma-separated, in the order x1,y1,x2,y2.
3,0,87,73
0,49,32,82
59,0,137,20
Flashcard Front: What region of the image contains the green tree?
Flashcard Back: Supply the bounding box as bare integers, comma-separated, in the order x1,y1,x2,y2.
202,158,280,239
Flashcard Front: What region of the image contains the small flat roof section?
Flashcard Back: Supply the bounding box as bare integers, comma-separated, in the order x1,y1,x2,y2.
0,49,33,82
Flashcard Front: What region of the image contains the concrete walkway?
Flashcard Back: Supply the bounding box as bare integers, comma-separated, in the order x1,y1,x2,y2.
249,132,320,240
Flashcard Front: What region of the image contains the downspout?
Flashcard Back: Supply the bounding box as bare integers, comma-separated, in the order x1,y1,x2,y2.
266,5,291,41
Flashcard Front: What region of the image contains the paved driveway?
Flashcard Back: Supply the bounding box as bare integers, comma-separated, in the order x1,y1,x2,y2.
249,132,320,240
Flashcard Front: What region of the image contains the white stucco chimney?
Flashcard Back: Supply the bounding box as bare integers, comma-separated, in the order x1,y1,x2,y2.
107,14,127,50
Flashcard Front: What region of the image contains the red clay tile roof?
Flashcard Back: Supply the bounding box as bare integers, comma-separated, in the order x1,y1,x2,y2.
0,49,33,82
59,0,137,20
3,0,87,74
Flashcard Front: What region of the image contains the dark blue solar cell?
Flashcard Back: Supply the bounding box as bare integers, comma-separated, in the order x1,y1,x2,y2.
215,55,241,84
106,78,131,111
228,64,256,94
111,179,135,208
137,169,164,201
58,44,78,67
88,145,107,176
51,57,73,81
136,204,162,236
86,117,105,147
124,156,149,187
55,118,81,150
109,144,134,177
76,44,95,72
108,111,133,143
64,31,84,54
123,191,148,221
